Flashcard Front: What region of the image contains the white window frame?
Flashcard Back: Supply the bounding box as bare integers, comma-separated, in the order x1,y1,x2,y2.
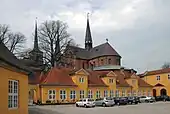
156,76,160,80
60,90,66,100
88,90,93,98
148,90,151,96
96,90,100,98
48,90,56,100
110,90,114,97
104,90,108,97
80,90,84,99
122,90,126,97
109,79,114,83
138,90,141,96
115,90,119,97
79,77,84,83
8,80,18,109
143,90,146,95
70,90,76,100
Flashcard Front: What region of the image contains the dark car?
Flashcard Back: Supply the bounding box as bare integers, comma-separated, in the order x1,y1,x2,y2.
127,96,139,104
155,95,170,101
114,97,128,105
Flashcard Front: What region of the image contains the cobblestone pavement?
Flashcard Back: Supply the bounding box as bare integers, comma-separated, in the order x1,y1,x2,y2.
29,102,170,114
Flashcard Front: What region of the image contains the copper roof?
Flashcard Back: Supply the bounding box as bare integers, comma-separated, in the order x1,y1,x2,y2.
41,68,77,87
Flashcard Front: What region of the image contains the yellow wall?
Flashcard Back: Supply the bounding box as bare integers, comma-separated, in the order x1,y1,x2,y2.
0,67,28,114
28,84,39,103
88,87,108,99
143,73,170,96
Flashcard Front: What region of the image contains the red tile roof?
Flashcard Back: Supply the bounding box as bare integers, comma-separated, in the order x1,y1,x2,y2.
113,70,131,87
138,78,153,87
87,70,108,87
41,68,77,87
143,68,170,76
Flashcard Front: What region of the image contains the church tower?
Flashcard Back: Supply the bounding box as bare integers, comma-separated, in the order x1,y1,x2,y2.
85,13,93,50
29,19,43,65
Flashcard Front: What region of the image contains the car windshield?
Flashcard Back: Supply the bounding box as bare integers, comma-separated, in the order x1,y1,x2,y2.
88,99,94,101
106,97,112,100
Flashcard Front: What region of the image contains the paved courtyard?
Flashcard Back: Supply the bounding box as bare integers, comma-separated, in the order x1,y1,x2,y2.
29,102,170,114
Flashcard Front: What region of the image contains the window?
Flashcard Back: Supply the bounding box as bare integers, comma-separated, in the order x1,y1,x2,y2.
138,90,141,96
108,58,111,64
133,90,136,96
104,90,108,97
109,79,114,83
101,59,104,65
96,90,100,98
127,91,131,96
122,90,126,97
70,90,76,100
168,75,170,80
48,90,56,100
60,90,66,100
110,90,114,97
156,76,160,80
148,90,151,96
143,90,146,95
79,77,84,83
132,80,136,85
80,90,84,99
115,90,119,97
93,61,95,67
88,90,93,98
8,80,18,109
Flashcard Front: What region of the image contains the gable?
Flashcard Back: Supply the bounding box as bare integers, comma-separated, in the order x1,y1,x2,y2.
75,68,89,76
107,71,117,77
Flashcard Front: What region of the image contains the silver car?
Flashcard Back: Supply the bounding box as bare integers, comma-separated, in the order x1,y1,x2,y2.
94,97,115,107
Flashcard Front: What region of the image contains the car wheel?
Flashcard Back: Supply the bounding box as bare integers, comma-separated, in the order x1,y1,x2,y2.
102,103,106,107
76,104,79,107
84,104,88,108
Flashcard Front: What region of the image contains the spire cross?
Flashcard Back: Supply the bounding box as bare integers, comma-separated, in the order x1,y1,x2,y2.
106,38,108,42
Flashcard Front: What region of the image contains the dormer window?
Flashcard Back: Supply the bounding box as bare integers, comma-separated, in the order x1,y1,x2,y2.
109,79,114,83
101,59,104,65
79,77,84,83
156,76,160,80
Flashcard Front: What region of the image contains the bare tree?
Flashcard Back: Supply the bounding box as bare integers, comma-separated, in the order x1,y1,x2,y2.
161,62,170,69
39,20,76,67
0,24,10,44
7,32,26,53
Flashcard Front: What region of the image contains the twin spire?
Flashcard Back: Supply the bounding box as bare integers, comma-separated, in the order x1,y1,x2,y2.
85,13,93,50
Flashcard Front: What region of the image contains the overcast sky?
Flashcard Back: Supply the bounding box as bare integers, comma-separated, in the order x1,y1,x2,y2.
0,0,170,73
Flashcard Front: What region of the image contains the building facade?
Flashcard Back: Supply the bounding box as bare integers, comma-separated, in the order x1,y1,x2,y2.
140,68,170,97
29,68,152,104
0,42,30,114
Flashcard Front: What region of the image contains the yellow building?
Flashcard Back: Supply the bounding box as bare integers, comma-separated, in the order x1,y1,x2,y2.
0,42,30,114
140,68,170,96
30,67,153,104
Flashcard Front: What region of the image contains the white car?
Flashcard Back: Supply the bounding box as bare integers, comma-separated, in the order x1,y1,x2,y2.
94,97,115,107
75,98,95,108
139,96,155,103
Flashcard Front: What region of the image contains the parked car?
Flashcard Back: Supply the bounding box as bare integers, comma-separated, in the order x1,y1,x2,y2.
75,98,95,108
94,97,115,107
155,95,170,101
114,97,128,105
127,96,139,104
139,96,155,103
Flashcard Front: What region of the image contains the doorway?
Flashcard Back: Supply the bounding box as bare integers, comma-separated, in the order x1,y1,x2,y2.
160,89,167,96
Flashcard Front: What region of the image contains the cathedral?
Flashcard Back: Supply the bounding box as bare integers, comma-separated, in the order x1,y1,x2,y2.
65,15,121,71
